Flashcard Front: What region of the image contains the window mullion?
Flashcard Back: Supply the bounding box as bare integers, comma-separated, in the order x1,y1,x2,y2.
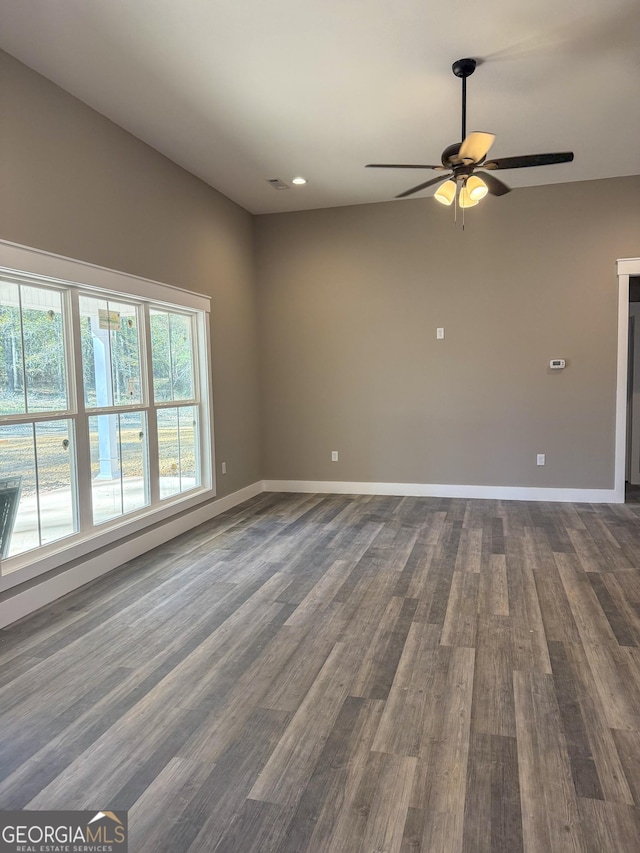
69,289,93,534
167,313,175,401
16,285,28,414
30,424,42,547
142,303,160,504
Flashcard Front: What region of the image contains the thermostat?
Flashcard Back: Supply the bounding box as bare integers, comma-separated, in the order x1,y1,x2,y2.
550,359,566,369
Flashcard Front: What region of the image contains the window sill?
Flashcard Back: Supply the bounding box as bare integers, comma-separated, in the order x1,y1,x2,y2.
0,485,215,592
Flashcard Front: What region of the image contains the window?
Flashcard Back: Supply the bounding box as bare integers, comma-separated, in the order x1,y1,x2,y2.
0,281,77,557
0,242,213,583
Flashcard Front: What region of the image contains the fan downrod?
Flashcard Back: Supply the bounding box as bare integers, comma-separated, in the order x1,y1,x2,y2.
452,58,476,79
452,58,477,142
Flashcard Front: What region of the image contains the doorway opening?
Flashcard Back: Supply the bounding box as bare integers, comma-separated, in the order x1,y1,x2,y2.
615,259,640,503
626,276,640,501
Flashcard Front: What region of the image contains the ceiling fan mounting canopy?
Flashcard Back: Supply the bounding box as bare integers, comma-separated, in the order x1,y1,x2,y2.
451,57,477,79
366,57,574,202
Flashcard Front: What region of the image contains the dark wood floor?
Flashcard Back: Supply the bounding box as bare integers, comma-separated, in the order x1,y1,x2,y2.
2,492,640,852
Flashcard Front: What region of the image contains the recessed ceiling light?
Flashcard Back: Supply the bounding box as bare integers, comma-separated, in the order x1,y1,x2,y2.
292,176,307,185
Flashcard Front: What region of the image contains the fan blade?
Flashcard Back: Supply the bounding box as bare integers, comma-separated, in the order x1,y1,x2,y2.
457,131,495,164
395,174,451,199
483,152,574,170
475,171,511,196
366,163,445,170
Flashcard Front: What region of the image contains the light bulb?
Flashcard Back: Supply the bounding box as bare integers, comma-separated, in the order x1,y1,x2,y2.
434,179,456,206
466,175,488,201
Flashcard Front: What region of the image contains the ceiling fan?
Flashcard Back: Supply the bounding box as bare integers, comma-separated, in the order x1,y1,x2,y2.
366,58,574,207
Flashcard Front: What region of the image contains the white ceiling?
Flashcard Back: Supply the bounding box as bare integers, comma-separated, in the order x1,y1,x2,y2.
1,0,639,214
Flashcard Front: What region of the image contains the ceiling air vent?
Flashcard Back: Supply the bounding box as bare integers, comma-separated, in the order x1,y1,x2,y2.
266,178,290,190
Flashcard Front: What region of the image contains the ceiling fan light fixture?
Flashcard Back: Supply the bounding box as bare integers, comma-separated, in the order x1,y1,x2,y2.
459,186,478,208
366,58,573,220
434,179,456,206
466,175,488,201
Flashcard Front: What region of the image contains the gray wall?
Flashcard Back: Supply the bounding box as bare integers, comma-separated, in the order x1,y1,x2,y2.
3,48,639,495
0,50,261,497
256,176,640,489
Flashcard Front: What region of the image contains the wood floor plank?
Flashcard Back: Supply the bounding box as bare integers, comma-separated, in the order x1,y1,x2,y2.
371,622,442,757
611,729,640,807
470,614,516,738
440,571,479,648
527,529,581,644
282,559,354,628
169,707,291,852
600,573,640,647
490,516,506,555
505,534,552,673
127,757,213,853
274,696,378,853
567,526,621,573
621,642,640,688
301,697,386,853
409,646,475,853
610,566,640,604
462,732,523,853
351,596,418,700
174,622,308,769
25,699,195,810
556,554,640,731
454,527,483,574
560,639,635,805
400,805,423,852
247,641,355,807
357,752,417,853
577,797,640,853
404,542,439,601
547,640,604,800
477,553,509,617
212,799,290,853
587,573,638,647
0,664,132,782
514,669,586,853
384,524,422,572
260,609,346,713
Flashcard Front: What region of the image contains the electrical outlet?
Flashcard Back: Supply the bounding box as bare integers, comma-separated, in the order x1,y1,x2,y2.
221,462,227,474
536,454,545,466
331,451,339,462
436,327,445,340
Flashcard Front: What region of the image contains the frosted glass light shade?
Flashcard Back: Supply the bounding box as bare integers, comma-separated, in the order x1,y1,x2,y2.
434,179,456,206
466,175,488,200
459,186,478,208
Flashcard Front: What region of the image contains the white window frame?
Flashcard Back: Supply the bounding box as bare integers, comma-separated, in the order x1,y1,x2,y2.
0,239,215,591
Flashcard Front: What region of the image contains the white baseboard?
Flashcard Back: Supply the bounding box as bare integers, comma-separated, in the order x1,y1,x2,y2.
263,479,619,504
0,481,264,629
